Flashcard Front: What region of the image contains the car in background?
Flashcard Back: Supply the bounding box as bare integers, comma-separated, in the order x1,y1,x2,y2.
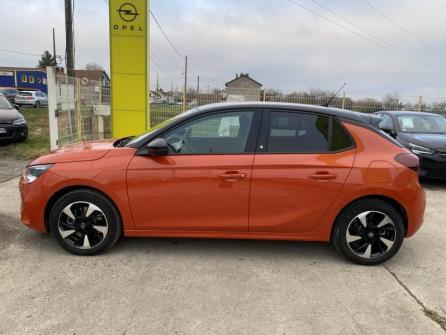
15,90,48,108
19,102,425,265
0,93,28,142
375,111,446,179
0,88,19,105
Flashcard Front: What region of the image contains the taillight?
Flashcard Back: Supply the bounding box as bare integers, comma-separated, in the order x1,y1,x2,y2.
395,153,419,171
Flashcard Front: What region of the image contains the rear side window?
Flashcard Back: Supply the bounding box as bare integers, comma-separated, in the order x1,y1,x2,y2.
266,111,352,153
331,119,353,151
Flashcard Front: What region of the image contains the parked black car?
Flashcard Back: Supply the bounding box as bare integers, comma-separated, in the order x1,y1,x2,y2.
0,88,19,105
375,111,446,179
0,93,28,142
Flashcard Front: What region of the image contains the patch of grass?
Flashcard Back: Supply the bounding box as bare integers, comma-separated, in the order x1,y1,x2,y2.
0,107,50,161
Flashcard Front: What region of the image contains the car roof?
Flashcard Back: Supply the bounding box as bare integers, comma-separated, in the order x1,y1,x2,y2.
377,110,442,117
191,102,378,124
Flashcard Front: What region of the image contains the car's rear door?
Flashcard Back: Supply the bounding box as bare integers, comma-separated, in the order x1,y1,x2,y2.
127,109,261,231
249,109,356,234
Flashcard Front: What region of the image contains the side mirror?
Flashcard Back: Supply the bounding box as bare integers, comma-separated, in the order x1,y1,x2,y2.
14,104,20,110
146,138,169,156
381,127,396,138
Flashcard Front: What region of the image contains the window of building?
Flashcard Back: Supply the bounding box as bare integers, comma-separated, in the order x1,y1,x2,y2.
29,76,35,83
21,75,27,83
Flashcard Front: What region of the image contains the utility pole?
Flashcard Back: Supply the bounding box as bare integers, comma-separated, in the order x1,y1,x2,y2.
64,0,74,77
182,55,188,112
52,28,57,65
156,72,159,96
196,75,200,105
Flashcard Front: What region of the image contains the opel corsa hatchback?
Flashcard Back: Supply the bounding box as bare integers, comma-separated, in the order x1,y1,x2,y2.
19,103,425,265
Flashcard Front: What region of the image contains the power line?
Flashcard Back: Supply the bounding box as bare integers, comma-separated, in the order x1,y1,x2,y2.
150,56,182,78
285,0,442,72
150,10,184,59
361,0,446,59
0,48,41,57
151,43,183,70
306,0,441,71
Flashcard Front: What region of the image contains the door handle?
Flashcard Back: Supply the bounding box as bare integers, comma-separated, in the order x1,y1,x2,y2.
218,172,247,180
308,171,337,180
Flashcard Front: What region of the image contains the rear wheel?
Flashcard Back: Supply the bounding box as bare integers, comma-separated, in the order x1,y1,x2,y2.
332,199,405,265
49,190,122,255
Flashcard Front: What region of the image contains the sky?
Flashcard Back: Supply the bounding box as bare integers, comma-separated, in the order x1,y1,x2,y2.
1,0,446,102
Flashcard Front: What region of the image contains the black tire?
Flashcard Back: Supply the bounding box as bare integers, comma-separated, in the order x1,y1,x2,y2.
332,199,405,265
49,189,122,255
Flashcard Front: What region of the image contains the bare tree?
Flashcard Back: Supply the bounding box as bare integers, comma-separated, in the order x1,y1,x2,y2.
382,92,402,110
85,62,104,71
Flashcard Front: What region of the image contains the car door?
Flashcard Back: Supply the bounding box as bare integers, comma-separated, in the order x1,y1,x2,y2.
127,109,260,231
41,92,48,105
249,110,356,234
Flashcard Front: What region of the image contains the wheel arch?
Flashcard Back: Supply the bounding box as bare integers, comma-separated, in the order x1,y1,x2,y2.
330,195,408,241
44,185,123,232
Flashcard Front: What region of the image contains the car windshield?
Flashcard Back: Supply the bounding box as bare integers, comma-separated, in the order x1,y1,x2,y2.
125,108,198,147
396,114,446,134
0,95,13,109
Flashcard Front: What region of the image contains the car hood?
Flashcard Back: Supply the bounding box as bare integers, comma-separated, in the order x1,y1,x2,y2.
31,139,116,165
398,132,446,150
0,108,20,123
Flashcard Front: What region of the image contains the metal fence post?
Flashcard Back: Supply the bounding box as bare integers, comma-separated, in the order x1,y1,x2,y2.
76,78,82,141
46,66,59,150
418,96,423,112
342,92,346,109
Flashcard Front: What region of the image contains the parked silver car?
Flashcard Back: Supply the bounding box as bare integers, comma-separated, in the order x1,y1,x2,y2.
15,90,48,108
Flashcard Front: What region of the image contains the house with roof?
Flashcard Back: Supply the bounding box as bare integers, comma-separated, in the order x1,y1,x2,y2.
74,70,110,88
225,73,262,102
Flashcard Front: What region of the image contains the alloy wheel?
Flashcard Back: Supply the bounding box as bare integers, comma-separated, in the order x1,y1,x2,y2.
57,201,109,250
346,211,396,259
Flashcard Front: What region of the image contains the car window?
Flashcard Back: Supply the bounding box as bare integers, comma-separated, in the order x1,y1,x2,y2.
378,114,394,130
20,92,32,97
397,114,446,134
267,112,330,153
0,95,12,109
331,118,353,151
162,111,254,154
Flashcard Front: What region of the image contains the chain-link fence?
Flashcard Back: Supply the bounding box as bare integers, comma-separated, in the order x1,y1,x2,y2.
48,68,446,149
54,74,111,147
149,88,446,127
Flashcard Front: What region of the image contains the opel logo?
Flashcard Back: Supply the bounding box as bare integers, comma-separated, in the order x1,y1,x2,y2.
117,3,139,22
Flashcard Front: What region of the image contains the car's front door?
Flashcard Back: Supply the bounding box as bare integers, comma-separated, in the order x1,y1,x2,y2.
249,110,356,234
127,110,260,231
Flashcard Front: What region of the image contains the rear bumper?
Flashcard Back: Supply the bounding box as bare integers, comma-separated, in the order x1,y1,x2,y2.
405,182,426,237
0,124,28,141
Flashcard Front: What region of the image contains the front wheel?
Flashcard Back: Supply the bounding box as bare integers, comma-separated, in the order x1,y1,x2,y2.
49,189,122,255
332,199,405,265
35,101,40,108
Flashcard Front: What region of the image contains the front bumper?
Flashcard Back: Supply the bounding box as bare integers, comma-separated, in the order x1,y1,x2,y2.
418,153,446,179
19,172,49,232
0,124,28,141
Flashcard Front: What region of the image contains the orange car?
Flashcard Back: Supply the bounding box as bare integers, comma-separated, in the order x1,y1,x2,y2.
19,102,425,265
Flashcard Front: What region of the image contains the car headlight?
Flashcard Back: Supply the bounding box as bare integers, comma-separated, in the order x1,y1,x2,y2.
23,164,53,183
408,143,434,155
13,117,26,125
